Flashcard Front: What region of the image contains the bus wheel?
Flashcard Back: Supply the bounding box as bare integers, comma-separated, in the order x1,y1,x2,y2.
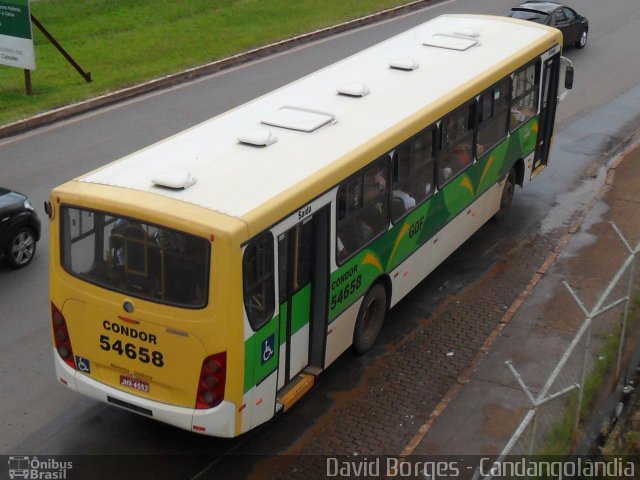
353,283,387,354
494,168,516,221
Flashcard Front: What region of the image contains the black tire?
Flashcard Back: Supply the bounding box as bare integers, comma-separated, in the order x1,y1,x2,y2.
493,168,516,221
353,283,387,354
5,227,37,268
575,29,588,49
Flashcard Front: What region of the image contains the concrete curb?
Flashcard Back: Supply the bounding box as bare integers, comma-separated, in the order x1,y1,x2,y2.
400,138,640,456
0,0,440,140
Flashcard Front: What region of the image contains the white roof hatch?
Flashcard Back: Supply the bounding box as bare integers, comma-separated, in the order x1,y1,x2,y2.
152,170,197,190
389,57,419,71
423,34,478,51
336,82,370,97
261,106,336,132
237,129,278,147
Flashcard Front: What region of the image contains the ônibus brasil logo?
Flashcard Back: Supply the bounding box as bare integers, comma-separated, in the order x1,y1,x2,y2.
7,456,72,479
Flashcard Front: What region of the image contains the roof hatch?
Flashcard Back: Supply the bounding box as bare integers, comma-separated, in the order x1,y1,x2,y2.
152,170,197,190
423,34,478,51
237,129,278,147
261,106,336,132
389,57,419,71
336,82,370,97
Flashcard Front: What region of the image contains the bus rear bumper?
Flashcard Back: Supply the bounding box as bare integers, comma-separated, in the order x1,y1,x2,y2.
53,349,237,437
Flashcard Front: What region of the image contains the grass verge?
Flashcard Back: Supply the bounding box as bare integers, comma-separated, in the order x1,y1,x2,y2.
0,0,416,126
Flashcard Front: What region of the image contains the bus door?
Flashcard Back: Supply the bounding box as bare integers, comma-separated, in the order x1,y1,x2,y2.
533,53,560,171
276,205,330,389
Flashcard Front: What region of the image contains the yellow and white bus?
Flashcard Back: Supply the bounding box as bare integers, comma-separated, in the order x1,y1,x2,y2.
48,15,572,437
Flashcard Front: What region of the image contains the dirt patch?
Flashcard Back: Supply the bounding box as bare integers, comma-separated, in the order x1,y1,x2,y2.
481,404,529,438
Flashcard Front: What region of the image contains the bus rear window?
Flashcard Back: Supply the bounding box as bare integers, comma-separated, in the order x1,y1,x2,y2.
60,206,209,308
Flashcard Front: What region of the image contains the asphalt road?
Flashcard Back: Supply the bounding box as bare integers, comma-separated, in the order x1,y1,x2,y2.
1,0,640,477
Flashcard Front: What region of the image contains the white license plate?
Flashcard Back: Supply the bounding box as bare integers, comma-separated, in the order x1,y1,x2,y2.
120,375,149,393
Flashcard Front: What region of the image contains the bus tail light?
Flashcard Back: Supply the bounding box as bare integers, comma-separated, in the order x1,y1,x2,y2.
51,302,76,369
195,352,226,409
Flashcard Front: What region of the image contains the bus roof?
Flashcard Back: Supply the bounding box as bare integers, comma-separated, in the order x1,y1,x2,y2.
81,15,558,225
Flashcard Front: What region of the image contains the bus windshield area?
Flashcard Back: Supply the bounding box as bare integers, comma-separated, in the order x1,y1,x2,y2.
61,206,209,308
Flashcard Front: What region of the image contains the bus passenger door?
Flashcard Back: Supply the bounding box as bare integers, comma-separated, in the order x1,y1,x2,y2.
276,206,329,389
533,54,560,172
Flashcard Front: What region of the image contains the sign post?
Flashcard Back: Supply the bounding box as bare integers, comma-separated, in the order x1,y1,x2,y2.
0,0,36,94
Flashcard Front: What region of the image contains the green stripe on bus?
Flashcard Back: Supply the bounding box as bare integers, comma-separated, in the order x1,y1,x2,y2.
328,117,538,321
243,284,313,393
243,314,280,394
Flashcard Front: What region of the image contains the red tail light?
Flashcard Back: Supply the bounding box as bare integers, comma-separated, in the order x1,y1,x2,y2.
195,352,226,409
51,302,76,369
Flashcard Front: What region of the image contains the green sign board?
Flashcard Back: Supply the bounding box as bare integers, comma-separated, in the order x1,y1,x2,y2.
0,0,35,69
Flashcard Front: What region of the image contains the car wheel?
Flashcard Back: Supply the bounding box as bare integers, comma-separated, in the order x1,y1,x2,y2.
576,29,588,49
5,227,37,268
493,168,516,221
353,283,387,354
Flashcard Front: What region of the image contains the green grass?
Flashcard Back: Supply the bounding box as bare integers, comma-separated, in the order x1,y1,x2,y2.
0,0,415,125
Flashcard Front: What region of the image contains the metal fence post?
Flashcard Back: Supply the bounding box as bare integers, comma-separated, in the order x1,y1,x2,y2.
528,409,538,458
617,254,636,377
610,222,640,377
575,320,591,434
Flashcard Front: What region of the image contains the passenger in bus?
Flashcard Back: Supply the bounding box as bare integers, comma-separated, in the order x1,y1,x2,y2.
109,218,144,284
391,196,408,220
373,169,386,191
109,218,129,267
511,104,535,127
338,215,374,257
164,235,206,305
363,165,387,203
439,166,453,184
393,189,416,210
356,217,374,244
452,144,472,170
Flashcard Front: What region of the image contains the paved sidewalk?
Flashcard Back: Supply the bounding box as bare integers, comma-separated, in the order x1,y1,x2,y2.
411,142,640,457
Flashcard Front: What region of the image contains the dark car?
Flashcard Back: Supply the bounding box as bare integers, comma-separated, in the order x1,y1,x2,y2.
0,187,41,268
508,2,589,49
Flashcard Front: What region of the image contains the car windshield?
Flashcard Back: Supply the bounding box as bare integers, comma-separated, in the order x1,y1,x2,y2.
509,9,550,24
61,206,210,308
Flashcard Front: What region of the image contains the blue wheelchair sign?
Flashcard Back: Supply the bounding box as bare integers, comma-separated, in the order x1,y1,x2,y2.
261,334,275,365
75,355,91,373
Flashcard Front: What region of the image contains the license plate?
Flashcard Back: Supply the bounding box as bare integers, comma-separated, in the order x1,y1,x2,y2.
120,375,149,393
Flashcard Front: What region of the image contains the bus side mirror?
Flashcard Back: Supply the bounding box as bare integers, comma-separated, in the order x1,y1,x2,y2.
558,56,574,102
564,66,574,90
44,200,54,219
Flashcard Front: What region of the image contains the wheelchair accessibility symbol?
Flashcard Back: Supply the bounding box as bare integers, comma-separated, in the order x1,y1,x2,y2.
75,355,91,373
261,335,275,365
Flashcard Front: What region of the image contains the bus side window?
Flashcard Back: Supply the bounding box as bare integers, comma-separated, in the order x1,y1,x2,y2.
510,61,540,131
438,102,476,186
336,155,390,263
392,127,435,223
477,78,510,154
63,208,97,273
243,234,275,330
